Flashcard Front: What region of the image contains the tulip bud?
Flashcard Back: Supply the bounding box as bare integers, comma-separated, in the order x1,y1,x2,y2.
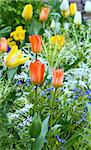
30,113,42,138
52,69,64,88
84,1,91,13
70,3,77,16
0,37,8,52
22,4,33,20
50,20,55,29
60,0,69,12
74,11,82,25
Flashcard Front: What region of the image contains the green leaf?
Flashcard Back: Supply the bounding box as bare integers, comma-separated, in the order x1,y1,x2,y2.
0,26,11,37
32,116,50,150
64,132,81,149
7,67,18,80
28,21,42,35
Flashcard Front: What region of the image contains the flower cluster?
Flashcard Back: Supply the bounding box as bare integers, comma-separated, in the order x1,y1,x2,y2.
50,35,65,49
10,26,26,42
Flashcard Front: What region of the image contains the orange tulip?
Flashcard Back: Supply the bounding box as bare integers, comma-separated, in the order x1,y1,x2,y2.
39,7,50,21
52,69,64,88
30,60,44,85
0,37,8,52
29,35,42,54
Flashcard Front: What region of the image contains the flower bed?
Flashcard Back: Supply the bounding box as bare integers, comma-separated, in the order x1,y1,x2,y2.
0,0,91,149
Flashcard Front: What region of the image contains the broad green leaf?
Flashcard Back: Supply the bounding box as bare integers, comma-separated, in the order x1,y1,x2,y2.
7,67,18,80
32,116,49,150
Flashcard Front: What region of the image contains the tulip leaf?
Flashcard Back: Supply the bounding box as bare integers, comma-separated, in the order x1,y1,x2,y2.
28,21,42,35
7,67,18,80
0,26,11,38
32,116,50,150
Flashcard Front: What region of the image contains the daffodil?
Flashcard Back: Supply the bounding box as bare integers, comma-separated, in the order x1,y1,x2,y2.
50,35,65,48
5,45,29,68
22,4,33,20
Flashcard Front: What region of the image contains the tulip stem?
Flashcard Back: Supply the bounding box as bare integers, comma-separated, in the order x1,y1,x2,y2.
35,85,38,100
36,54,37,60
53,88,57,101
43,21,45,30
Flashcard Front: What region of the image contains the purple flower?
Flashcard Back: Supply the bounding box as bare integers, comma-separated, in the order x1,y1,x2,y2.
56,135,65,144
85,90,91,95
74,95,78,99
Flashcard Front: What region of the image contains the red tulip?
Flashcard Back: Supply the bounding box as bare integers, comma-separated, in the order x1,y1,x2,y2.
30,60,44,85
39,7,50,22
29,35,42,54
0,37,8,52
52,69,64,88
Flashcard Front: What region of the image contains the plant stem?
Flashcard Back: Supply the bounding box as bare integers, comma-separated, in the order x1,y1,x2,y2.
35,85,38,101
53,88,57,102
35,54,37,60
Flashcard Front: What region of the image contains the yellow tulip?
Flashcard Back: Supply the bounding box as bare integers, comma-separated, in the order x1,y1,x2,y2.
50,35,65,48
70,3,77,16
22,4,33,20
5,46,29,68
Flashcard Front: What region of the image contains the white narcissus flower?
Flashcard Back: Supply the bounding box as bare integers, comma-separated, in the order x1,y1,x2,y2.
60,0,69,11
84,1,91,13
50,20,56,29
74,11,82,25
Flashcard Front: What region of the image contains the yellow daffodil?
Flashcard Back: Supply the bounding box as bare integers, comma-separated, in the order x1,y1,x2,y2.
70,3,77,16
50,35,65,49
5,45,29,68
10,26,26,42
7,38,16,48
22,4,33,20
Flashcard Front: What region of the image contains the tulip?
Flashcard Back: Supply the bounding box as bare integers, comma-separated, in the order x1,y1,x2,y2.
84,1,91,13
60,0,69,12
70,3,77,16
30,60,44,85
52,69,64,88
39,7,50,21
5,45,29,68
22,4,33,20
29,35,42,54
74,11,82,25
0,37,8,52
50,20,56,30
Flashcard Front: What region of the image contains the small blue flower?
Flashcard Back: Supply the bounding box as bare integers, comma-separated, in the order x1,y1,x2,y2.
40,91,46,96
56,135,61,142
72,88,78,92
48,95,51,99
88,96,91,99
17,80,22,85
85,90,91,95
26,78,31,85
7,46,11,53
56,135,65,144
74,95,78,99
47,87,54,91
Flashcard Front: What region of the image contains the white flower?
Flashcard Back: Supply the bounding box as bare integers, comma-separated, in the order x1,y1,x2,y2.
74,11,82,25
84,1,91,12
60,0,69,11
64,22,69,30
50,20,55,29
